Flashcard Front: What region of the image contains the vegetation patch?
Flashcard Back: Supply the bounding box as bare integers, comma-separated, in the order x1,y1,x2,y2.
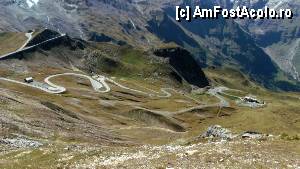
122,109,186,132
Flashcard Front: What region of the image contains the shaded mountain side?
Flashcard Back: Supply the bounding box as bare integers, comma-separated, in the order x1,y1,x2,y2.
26,29,61,47
88,32,127,46
274,80,300,91
227,0,300,47
145,11,208,65
204,0,300,81
154,47,209,88
146,12,199,48
162,6,279,83
82,45,207,88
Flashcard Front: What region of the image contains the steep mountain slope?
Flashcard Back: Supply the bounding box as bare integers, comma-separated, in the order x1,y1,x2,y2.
149,0,295,90
0,0,159,48
0,0,299,90
129,0,299,90
222,0,300,81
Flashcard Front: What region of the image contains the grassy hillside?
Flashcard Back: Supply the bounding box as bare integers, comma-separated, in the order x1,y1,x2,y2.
0,34,299,168
0,32,27,55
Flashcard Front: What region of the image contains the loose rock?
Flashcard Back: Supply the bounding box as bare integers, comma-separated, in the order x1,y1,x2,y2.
202,125,236,140
0,136,43,148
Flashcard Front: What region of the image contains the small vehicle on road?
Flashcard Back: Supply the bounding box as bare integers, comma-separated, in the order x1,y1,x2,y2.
24,77,34,83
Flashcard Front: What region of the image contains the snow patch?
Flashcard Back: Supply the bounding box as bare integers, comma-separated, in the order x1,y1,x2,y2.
26,0,39,8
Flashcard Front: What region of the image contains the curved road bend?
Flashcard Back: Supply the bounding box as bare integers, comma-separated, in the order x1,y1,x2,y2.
0,74,232,116
45,73,110,93
0,32,228,106
106,78,150,96
0,77,63,94
18,31,34,51
208,87,230,108
110,79,202,103
0,73,110,94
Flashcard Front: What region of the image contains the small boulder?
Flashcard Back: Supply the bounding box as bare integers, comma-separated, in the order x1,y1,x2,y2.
241,131,264,139
202,125,235,140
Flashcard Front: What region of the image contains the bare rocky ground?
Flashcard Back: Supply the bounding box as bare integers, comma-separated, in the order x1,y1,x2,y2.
0,136,299,169
72,140,299,169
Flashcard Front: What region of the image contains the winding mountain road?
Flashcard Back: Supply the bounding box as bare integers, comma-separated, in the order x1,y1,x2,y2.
0,33,66,60
208,87,230,107
45,73,110,93
18,31,34,51
0,77,63,94
0,31,234,116
0,72,234,115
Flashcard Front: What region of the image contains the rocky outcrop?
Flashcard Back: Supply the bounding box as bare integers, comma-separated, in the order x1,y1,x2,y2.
0,136,43,148
154,47,209,88
202,125,268,140
89,32,127,46
202,125,235,140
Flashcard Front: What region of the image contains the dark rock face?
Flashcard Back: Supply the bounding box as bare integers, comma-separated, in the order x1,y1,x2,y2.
146,13,199,48
26,29,61,47
88,32,127,46
154,47,209,88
